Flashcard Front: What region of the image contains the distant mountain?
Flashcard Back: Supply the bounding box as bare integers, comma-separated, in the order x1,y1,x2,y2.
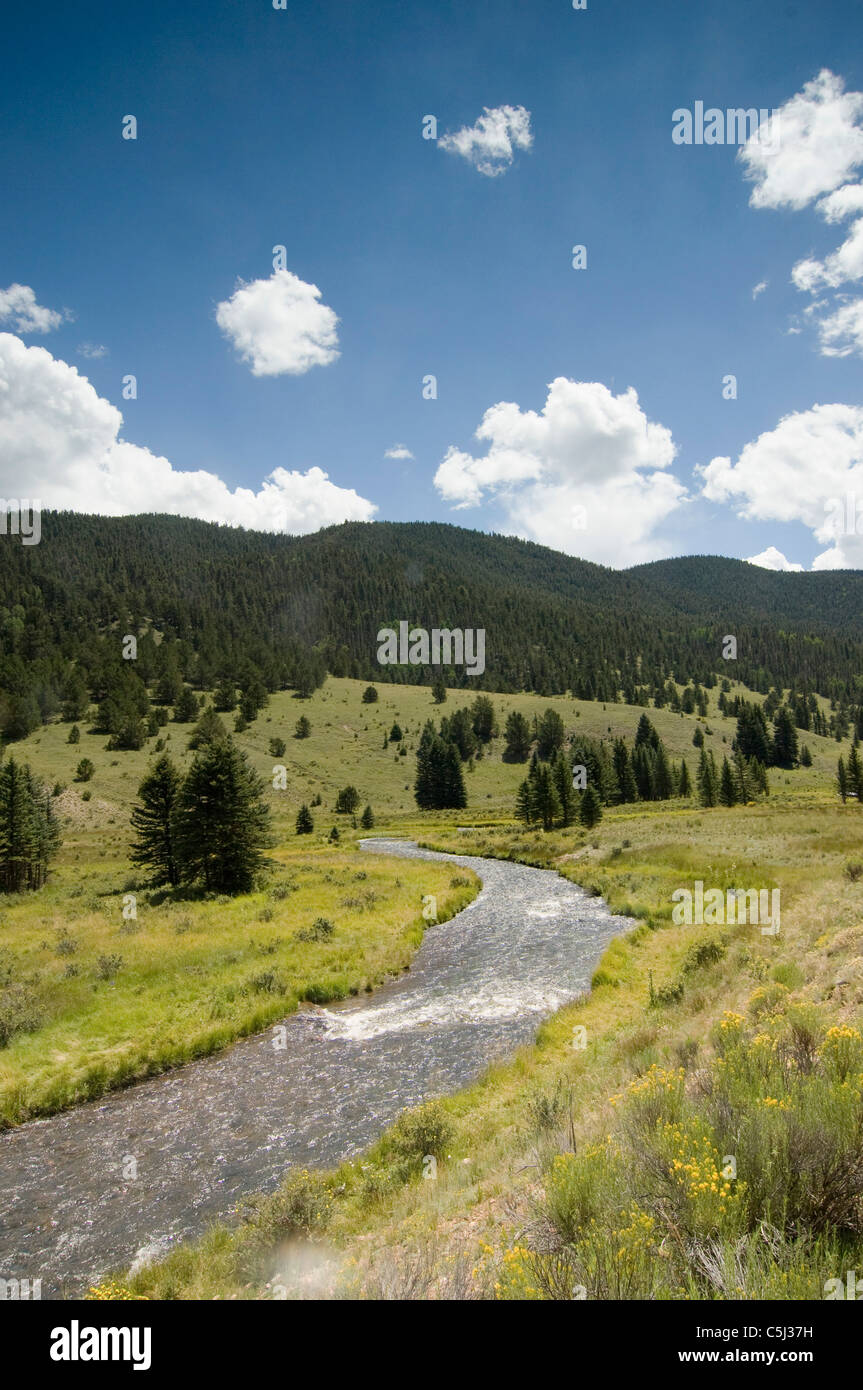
1,513,861,741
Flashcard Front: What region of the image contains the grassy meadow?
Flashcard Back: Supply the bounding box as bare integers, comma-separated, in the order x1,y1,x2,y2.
117,792,863,1301
5,673,863,1299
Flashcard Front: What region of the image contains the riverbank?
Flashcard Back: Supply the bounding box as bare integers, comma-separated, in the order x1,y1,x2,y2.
119,795,863,1300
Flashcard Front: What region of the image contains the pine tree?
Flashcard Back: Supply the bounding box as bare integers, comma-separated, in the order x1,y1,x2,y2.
771,707,799,768
173,739,272,892
515,779,534,825
579,783,603,828
68,724,80,744
697,749,718,807
677,758,692,797
719,756,737,807
361,686,379,704
532,763,562,830
653,744,673,800
130,754,181,886
360,804,375,829
173,686,199,722
847,742,863,800
188,706,227,749
503,710,531,762
612,738,638,803
0,758,60,892
431,678,447,704
335,786,360,813
838,756,849,803
295,715,311,738
552,750,577,826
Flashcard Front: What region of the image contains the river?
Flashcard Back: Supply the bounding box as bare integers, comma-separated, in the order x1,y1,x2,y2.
0,838,633,1297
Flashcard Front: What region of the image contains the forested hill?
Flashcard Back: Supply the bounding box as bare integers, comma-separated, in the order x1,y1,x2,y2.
2,512,862,740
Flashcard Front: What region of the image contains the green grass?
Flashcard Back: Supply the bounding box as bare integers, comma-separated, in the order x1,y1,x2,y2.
0,848,477,1127
114,792,863,1301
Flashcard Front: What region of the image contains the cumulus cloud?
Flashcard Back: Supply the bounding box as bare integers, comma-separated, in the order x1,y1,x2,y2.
0,283,65,334
699,401,863,568
745,546,804,572
739,70,863,210
384,443,414,460
0,333,375,531
216,269,340,376
433,378,686,566
739,71,863,357
438,105,532,177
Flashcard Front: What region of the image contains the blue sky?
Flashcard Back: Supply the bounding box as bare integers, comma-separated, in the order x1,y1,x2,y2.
2,0,863,569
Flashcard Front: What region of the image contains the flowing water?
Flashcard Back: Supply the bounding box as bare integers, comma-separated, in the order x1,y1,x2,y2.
0,839,633,1297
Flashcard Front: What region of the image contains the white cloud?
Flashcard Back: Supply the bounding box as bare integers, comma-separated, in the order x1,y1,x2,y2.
738,70,863,210
699,401,863,567
384,443,414,460
745,546,804,572
0,333,375,531
438,105,532,177
216,269,340,376
752,280,768,298
433,378,686,566
0,284,65,334
739,71,863,357
77,342,108,359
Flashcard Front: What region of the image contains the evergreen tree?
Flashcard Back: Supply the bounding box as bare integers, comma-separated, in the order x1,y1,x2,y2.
470,695,497,743
697,749,718,807
771,707,799,768
188,706,228,749
174,686,199,722
67,724,80,744
612,738,638,803
296,803,314,834
719,756,737,807
213,679,237,712
552,749,577,826
847,742,863,800
692,725,704,749
515,779,534,825
838,756,849,803
389,722,403,743
677,758,692,797
532,763,562,829
503,710,531,762
0,758,60,892
579,783,603,828
130,754,181,886
295,715,311,738
431,678,447,704
361,685,379,704
634,713,660,750
360,804,375,829
653,743,673,800
268,737,287,758
173,739,272,892
534,709,566,760
335,786,360,813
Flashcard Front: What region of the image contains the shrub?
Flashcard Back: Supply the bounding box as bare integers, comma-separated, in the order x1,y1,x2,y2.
96,954,123,980
681,937,726,974
268,737,287,758
387,1100,454,1178
0,983,43,1046
75,758,95,782
296,916,335,942
248,970,286,995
